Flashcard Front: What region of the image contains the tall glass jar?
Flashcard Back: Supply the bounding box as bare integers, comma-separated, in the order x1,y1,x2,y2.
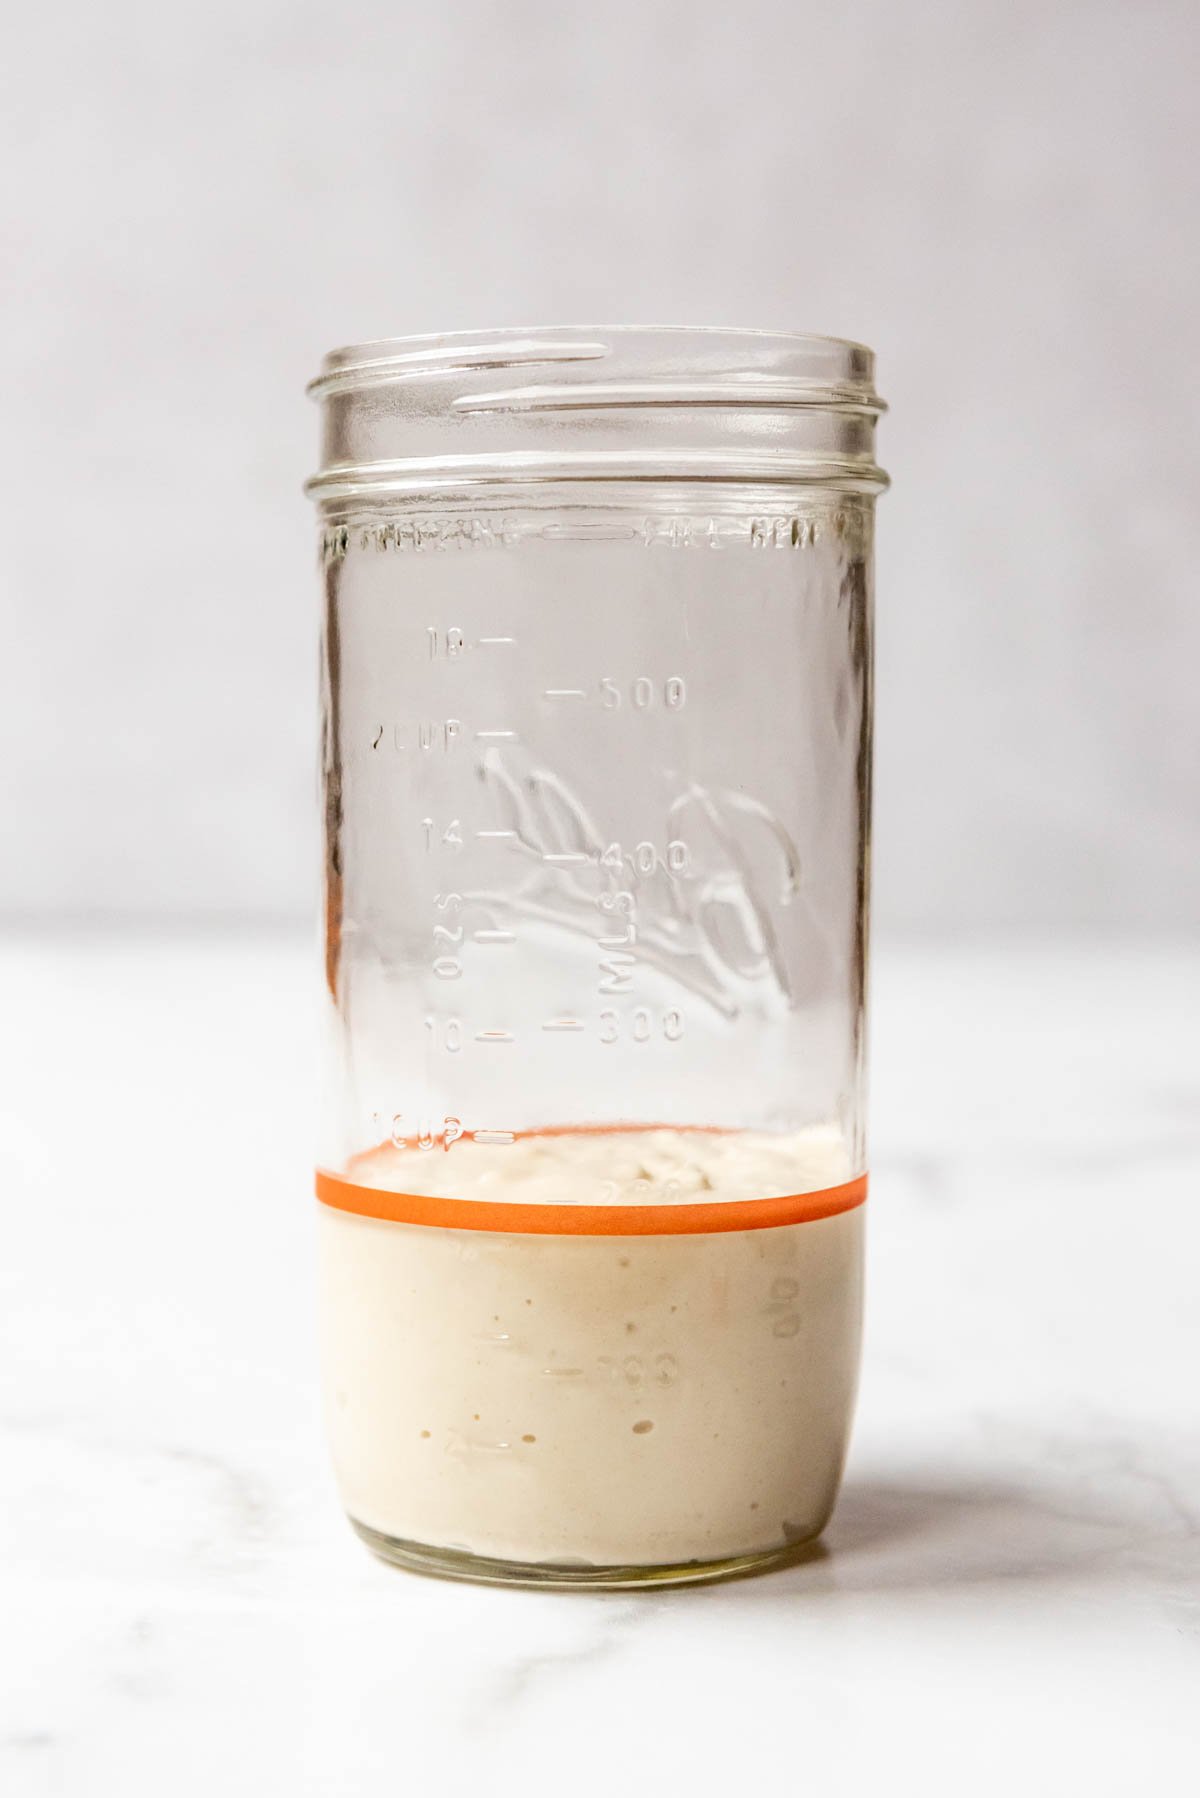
307,328,887,1588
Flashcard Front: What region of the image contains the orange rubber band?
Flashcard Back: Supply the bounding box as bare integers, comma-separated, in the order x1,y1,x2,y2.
315,1128,866,1236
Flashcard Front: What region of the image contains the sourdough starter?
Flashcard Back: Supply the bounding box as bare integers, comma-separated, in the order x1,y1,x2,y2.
319,1128,863,1571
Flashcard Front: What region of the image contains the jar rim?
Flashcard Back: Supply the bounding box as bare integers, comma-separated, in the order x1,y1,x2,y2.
306,327,887,497
308,324,882,401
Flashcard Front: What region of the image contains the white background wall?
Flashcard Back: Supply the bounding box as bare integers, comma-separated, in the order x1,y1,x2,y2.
2,0,1196,932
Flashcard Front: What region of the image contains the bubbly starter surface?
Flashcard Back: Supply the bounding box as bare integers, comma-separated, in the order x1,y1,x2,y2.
319,1128,864,1570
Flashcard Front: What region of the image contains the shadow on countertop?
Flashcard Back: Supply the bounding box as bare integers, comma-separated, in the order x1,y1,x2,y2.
692,1458,1200,1604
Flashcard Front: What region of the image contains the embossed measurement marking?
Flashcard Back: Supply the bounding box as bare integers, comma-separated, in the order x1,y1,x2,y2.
542,851,588,864
475,1030,515,1044
599,952,636,993
477,636,516,646
543,688,586,699
542,1017,585,1032
472,929,515,944
540,522,638,542
474,829,517,841
472,1130,515,1146
474,729,517,741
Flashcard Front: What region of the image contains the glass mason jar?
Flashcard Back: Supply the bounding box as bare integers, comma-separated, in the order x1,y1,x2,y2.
307,327,887,1588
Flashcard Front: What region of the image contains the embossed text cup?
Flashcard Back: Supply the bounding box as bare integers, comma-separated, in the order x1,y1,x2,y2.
307,328,888,1588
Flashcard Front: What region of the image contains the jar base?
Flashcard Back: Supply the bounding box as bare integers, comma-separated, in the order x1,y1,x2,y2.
348,1515,827,1590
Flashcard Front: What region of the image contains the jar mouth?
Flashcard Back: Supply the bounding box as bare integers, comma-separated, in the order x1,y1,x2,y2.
307,326,887,497
309,324,882,399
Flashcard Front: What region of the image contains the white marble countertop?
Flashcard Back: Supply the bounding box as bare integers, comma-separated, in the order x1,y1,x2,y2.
3,933,1198,1795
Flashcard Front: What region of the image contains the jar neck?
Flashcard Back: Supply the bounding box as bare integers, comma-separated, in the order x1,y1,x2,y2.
306,327,887,503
